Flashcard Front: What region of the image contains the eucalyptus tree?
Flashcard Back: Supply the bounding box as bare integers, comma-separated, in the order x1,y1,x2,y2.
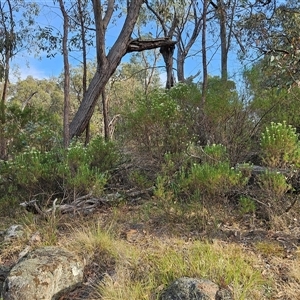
175,0,203,82
58,0,71,147
6,76,63,155
9,76,64,114
144,0,205,86
202,0,209,104
244,60,300,132
69,0,95,143
209,0,239,81
238,0,300,88
0,0,39,159
69,0,177,138
144,0,178,88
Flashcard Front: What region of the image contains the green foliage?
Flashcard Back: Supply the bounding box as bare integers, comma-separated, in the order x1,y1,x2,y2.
239,196,256,215
191,143,229,165
155,145,249,203
128,169,153,189
120,80,252,164
4,103,61,156
180,161,246,199
122,84,196,158
86,136,120,172
245,63,300,131
203,77,252,163
205,77,240,121
258,171,292,200
0,137,119,214
60,137,118,197
260,121,300,168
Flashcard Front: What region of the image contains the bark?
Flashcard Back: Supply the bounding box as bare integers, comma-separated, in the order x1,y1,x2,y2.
0,0,14,159
126,38,176,53
69,0,177,138
0,49,9,159
202,0,208,105
160,44,175,89
59,0,70,148
21,91,38,111
218,0,228,81
177,54,185,82
211,0,237,81
102,89,109,141
77,0,90,144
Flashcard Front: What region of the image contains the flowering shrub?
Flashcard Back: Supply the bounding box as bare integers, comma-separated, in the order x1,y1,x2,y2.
260,121,300,168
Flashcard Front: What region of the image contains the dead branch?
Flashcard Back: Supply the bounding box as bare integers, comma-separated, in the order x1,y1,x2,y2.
127,38,177,53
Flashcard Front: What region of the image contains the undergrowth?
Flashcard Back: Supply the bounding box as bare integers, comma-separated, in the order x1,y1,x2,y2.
68,222,271,300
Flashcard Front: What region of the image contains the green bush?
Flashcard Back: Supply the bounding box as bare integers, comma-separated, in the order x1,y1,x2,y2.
154,145,249,202
121,84,198,158
239,196,256,215
260,121,300,168
258,171,292,200
0,136,119,214
86,136,119,172
202,77,252,164
5,104,61,156
188,143,229,165
180,161,246,198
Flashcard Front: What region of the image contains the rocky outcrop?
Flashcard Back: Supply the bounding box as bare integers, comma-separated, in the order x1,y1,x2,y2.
2,246,84,300
2,225,24,242
160,277,233,300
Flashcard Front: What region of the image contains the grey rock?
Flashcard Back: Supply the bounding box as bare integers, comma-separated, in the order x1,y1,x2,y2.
0,266,11,298
160,277,233,300
3,246,84,300
4,225,24,241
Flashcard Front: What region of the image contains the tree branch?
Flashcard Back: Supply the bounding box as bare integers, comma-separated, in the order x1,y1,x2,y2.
126,37,177,53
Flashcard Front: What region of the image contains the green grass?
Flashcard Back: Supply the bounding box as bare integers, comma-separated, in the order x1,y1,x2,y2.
67,222,271,300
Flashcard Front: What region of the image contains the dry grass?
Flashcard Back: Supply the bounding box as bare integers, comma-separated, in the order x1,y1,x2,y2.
1,199,299,300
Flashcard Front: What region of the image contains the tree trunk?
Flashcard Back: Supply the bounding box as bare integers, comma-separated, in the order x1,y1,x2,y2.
77,0,90,145
69,0,143,138
59,0,70,148
160,44,175,89
218,0,228,81
176,0,203,83
0,51,9,159
102,89,109,141
177,53,185,83
0,0,14,159
202,0,208,105
198,0,209,146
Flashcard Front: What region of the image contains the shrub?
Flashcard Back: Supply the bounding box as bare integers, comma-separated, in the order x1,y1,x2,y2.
180,161,246,198
257,171,292,200
239,196,256,215
188,143,229,165
5,104,61,156
260,121,300,168
0,136,119,214
202,77,253,164
86,136,119,172
154,145,249,203
120,84,198,159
